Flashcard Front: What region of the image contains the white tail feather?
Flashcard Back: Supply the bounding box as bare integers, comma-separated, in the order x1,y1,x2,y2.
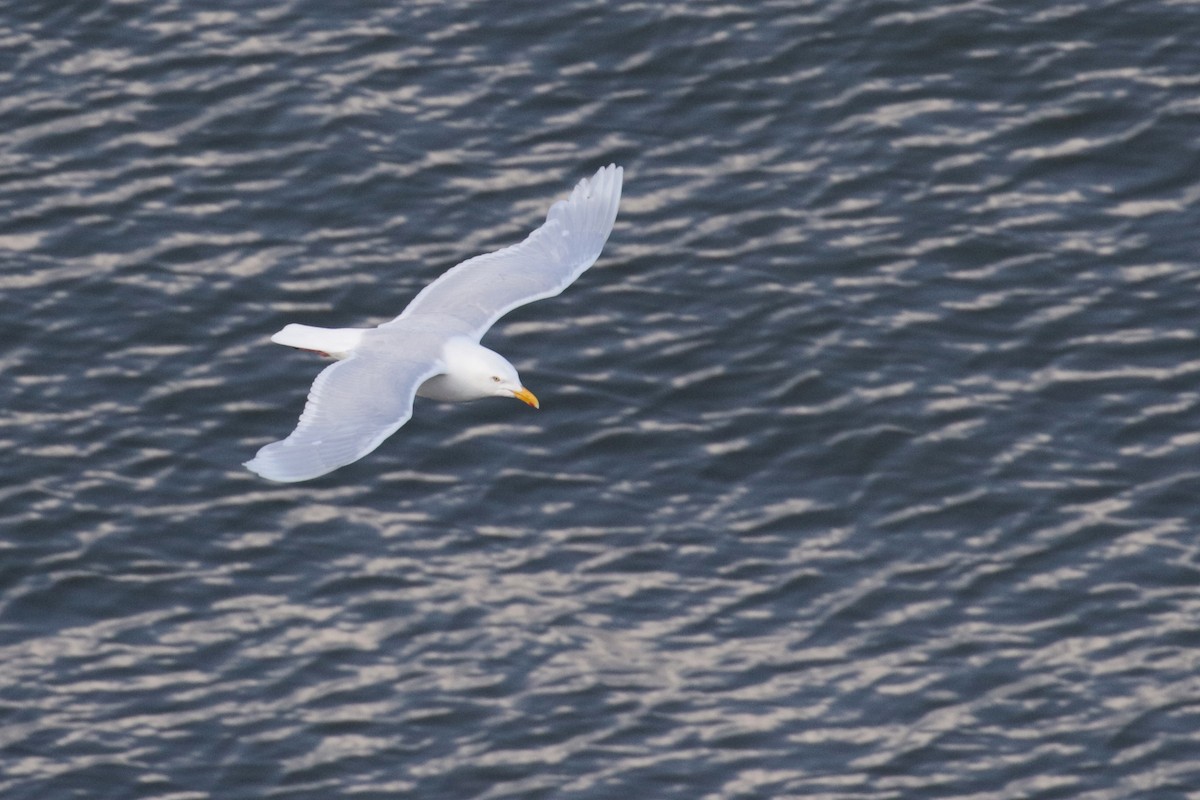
270,324,366,359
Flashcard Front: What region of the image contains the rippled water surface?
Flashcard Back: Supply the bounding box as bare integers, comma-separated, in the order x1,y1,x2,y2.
4,1,1200,798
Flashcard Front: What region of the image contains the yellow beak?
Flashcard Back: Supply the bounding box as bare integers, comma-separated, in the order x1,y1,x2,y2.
511,386,540,409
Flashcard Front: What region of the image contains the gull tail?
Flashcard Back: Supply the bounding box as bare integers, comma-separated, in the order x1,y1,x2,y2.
270,324,367,359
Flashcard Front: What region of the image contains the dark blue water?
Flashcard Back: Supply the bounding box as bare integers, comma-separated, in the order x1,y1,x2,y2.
4,1,1200,797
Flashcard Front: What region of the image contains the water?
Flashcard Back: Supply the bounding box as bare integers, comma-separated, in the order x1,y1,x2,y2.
3,1,1200,797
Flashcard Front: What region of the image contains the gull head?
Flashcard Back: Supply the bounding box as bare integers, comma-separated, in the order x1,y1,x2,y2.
422,338,539,408
479,348,540,408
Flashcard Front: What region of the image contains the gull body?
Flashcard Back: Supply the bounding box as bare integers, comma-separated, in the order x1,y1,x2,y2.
268,326,536,405
245,164,623,483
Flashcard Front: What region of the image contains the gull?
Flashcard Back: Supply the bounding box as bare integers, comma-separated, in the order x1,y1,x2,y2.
245,164,623,482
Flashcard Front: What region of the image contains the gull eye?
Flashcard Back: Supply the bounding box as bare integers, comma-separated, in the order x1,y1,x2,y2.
491,376,502,383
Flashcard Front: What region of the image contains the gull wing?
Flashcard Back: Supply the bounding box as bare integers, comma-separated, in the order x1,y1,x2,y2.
384,164,622,340
244,346,444,483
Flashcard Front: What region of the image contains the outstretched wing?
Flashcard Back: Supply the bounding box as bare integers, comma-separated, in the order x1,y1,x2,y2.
244,349,444,483
385,164,623,340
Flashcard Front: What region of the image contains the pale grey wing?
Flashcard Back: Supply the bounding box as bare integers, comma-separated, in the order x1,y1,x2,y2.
244,352,444,483
384,164,622,340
